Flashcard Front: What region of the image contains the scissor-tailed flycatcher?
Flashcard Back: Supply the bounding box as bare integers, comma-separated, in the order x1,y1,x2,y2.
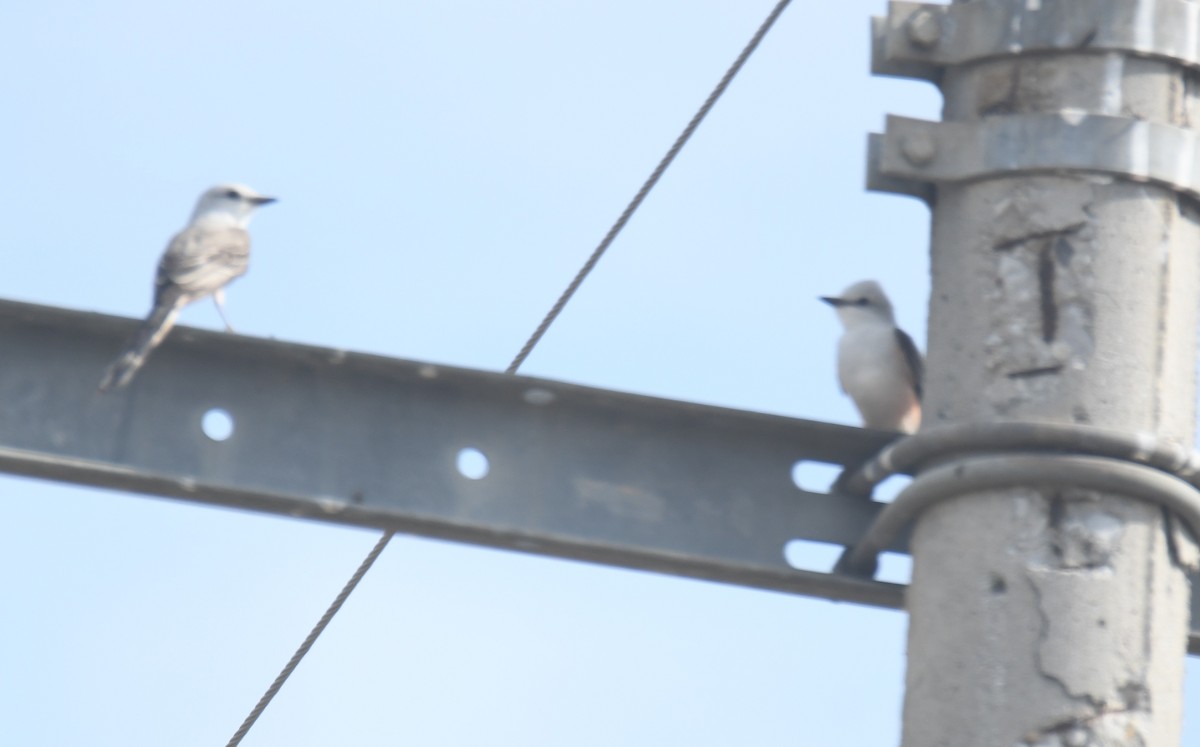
821,280,924,433
98,183,276,392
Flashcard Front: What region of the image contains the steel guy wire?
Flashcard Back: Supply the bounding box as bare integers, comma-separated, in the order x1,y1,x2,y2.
506,0,794,374
224,531,393,747
226,1,794,742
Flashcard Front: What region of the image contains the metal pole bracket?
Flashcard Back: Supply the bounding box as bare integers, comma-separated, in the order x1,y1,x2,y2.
869,112,1200,199
873,0,1200,81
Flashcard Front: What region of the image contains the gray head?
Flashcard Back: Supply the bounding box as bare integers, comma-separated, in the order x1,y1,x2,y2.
820,279,896,327
190,183,277,226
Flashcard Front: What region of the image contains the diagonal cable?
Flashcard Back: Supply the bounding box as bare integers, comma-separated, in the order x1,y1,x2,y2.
506,0,794,374
226,2,792,742
225,531,393,747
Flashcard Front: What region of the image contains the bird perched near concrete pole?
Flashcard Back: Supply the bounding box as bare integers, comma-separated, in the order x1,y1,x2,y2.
98,183,276,392
821,279,923,433
868,1,1200,741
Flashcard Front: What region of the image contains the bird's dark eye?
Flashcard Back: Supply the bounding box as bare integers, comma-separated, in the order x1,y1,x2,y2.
223,189,240,199
854,297,870,306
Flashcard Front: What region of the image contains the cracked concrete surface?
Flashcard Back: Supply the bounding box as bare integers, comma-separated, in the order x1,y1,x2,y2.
901,47,1199,747
1031,502,1143,708
904,488,1190,746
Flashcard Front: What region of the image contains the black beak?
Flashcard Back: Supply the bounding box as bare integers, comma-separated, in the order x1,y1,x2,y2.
249,196,278,206
819,296,847,308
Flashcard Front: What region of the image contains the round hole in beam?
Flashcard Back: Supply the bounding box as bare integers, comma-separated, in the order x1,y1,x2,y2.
456,447,490,480
202,408,235,442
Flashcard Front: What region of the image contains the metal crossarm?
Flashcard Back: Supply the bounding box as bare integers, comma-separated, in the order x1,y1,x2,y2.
5,297,1200,651
0,298,899,601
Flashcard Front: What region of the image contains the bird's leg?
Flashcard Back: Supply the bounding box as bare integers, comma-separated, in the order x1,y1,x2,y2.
213,289,235,333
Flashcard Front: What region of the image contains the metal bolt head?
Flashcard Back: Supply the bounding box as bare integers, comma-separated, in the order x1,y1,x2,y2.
906,9,942,49
901,132,937,167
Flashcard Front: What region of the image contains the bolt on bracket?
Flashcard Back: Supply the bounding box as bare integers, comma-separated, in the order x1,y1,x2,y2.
873,0,1200,81
865,133,935,204
868,112,1200,200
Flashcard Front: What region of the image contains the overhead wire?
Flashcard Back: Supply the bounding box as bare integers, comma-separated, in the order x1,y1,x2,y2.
507,0,794,374
224,531,393,747
225,1,794,742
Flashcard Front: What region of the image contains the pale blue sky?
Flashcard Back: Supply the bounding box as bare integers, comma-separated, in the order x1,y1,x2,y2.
1,1,1196,744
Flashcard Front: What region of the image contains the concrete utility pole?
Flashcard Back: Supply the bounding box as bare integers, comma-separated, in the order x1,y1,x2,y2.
872,0,1200,743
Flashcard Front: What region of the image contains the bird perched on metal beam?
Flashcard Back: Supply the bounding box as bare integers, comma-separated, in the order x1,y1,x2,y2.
98,183,276,392
821,280,924,433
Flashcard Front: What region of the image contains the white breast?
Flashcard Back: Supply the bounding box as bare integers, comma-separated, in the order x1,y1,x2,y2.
837,323,920,432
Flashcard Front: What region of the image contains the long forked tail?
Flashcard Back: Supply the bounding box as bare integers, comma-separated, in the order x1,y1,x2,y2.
98,297,187,392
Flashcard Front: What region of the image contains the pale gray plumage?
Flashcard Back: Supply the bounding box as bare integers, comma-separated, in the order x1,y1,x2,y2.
821,280,924,433
98,184,276,392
